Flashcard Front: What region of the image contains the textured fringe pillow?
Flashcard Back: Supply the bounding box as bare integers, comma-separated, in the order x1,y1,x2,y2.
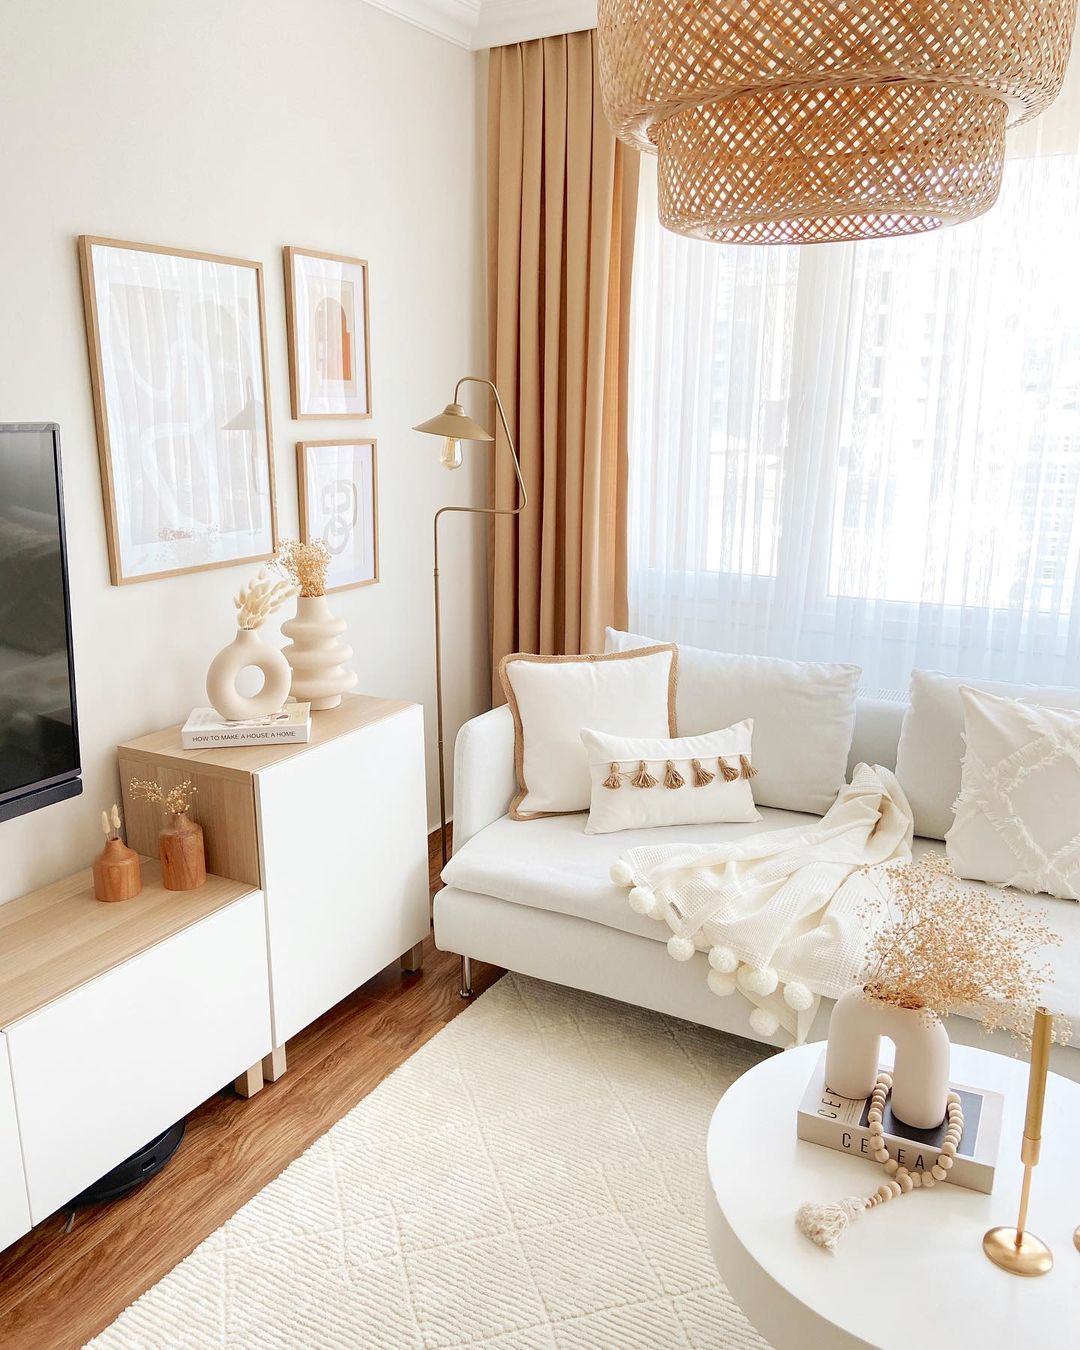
500,645,678,820
946,687,1080,901
580,724,761,835
896,669,1080,840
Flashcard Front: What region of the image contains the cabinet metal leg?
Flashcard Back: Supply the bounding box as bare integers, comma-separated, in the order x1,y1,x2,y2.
234,1061,264,1098
460,954,473,999
401,941,425,973
262,1045,287,1082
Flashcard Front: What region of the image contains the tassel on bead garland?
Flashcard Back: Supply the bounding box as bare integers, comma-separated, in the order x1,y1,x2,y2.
663,760,685,789
795,1076,964,1252
691,758,715,787
795,1197,867,1253
739,755,758,780
717,757,739,782
631,760,658,788
603,763,623,790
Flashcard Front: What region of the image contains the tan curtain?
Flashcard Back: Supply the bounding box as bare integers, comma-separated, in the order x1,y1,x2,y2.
487,30,639,695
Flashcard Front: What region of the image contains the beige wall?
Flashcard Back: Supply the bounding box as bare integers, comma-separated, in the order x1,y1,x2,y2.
0,0,489,903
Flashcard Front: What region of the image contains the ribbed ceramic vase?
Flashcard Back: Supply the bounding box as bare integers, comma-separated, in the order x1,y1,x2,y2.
206,626,292,721
281,595,358,711
824,986,950,1129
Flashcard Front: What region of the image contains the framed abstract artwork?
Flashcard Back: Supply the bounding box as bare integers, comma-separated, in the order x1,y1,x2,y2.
297,439,379,591
284,247,372,419
78,236,277,585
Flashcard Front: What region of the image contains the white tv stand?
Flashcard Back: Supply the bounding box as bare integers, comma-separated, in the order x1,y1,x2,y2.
0,694,429,1250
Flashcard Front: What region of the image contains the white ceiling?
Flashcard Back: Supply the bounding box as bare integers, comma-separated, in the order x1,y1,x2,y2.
362,0,597,50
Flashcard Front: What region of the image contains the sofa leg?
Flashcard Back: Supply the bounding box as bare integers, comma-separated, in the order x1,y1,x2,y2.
460,954,474,999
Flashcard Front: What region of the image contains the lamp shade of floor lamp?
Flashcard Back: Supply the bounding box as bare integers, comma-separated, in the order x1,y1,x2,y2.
414,378,528,994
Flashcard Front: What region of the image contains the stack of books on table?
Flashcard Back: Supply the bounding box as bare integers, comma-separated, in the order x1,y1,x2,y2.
796,1050,1004,1193
181,704,312,749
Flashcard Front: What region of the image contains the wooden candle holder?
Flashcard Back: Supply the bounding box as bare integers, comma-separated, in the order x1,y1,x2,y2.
92,838,142,903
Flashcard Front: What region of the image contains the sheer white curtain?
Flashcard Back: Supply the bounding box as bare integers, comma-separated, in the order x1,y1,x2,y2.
628,67,1080,691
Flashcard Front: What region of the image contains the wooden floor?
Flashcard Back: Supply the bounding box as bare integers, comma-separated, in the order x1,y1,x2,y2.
0,830,501,1350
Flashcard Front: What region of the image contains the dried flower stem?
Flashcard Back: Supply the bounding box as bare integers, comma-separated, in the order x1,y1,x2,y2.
129,778,198,817
858,854,1069,1045
273,538,331,598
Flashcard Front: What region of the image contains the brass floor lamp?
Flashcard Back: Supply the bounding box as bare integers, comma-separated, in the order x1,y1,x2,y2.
414,378,528,995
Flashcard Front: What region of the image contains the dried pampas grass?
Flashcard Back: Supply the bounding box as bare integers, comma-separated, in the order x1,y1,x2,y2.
235,569,297,629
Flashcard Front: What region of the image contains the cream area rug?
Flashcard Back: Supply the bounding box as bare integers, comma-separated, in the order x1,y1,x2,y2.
90,974,772,1349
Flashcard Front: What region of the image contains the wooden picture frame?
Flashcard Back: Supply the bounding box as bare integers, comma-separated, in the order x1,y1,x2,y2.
79,236,278,586
297,439,379,592
284,247,372,420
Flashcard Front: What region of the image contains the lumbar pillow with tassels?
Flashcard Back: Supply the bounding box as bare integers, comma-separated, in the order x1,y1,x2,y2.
579,723,761,834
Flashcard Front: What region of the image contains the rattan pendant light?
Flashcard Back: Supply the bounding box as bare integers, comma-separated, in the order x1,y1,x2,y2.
597,0,1078,244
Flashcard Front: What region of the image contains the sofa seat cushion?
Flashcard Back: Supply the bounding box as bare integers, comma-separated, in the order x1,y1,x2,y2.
443,815,1080,1027
442,807,820,942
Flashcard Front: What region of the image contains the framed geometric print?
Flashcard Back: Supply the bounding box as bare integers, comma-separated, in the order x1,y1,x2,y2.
284,247,372,420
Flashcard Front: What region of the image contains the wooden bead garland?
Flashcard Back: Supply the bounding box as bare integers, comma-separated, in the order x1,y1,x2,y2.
795,1073,964,1251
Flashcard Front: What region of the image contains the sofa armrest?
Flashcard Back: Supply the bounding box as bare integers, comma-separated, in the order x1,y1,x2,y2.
452,704,516,852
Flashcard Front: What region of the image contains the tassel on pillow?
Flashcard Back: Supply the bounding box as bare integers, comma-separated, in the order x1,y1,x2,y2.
691,758,715,787
631,760,658,788
663,761,685,789
717,757,739,782
603,763,623,790
739,755,758,780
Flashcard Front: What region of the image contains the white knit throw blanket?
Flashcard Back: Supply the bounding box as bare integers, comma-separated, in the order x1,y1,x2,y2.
611,764,915,1043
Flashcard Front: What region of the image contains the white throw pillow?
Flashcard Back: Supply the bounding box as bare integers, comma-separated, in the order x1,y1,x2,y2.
895,669,1080,840
500,645,678,820
947,687,1080,901
605,629,860,814
580,724,762,834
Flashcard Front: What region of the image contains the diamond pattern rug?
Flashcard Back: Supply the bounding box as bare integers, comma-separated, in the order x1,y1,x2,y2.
89,974,773,1349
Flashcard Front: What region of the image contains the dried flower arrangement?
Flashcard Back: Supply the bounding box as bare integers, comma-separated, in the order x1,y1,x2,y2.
234,568,297,630
100,802,123,840
273,538,331,598
129,777,198,817
860,853,1069,1044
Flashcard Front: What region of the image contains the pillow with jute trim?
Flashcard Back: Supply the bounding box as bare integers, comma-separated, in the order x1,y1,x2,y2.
500,645,678,820
580,723,762,834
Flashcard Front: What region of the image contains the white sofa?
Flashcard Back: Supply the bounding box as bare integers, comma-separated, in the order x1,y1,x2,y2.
435,694,1080,1080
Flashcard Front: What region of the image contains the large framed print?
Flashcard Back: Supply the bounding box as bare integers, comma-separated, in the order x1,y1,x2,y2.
79,236,277,585
297,439,378,592
284,247,372,420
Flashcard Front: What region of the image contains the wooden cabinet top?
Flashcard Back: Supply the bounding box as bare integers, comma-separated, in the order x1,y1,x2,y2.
118,694,417,778
0,862,257,1027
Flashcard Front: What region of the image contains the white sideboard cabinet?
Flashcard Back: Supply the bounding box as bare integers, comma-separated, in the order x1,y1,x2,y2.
0,694,429,1251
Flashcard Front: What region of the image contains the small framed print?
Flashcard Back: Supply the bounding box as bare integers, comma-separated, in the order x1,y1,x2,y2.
284,247,372,419
297,439,378,591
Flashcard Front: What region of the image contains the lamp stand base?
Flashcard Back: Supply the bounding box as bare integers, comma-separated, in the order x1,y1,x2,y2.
982,1226,1053,1276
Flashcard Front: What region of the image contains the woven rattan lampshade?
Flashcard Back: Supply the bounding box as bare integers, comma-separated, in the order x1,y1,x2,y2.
598,0,1078,244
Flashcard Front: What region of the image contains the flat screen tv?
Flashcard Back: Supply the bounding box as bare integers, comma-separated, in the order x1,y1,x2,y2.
0,423,81,822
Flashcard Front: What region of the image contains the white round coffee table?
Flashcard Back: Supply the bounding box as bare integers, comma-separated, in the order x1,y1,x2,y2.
706,1041,1080,1350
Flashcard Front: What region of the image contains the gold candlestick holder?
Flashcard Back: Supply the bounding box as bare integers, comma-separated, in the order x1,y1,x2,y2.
983,1006,1054,1276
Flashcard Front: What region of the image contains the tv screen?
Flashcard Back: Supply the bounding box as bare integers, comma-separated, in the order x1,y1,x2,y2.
0,423,81,822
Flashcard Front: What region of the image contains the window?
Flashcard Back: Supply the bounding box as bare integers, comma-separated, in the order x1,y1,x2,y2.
628,146,1080,689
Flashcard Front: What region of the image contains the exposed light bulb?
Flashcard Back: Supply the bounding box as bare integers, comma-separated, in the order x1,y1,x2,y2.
440,437,463,470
